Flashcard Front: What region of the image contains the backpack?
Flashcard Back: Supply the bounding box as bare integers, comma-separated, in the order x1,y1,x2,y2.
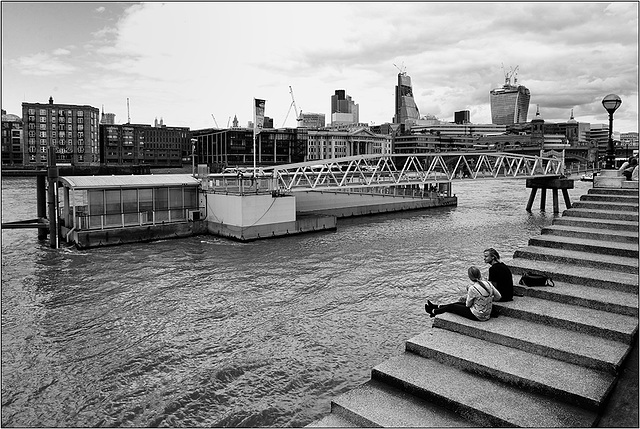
518,272,555,287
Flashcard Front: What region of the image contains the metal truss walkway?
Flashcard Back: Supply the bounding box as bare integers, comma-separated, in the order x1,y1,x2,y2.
266,152,564,192
201,152,565,194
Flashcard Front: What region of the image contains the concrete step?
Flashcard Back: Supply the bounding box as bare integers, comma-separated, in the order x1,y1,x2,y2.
306,412,359,427
513,245,638,274
507,257,638,294
328,379,475,428
581,193,639,204
432,313,631,374
512,276,639,317
552,216,639,232
372,352,599,427
528,234,639,258
588,188,639,197
562,207,639,222
541,224,639,244
493,296,638,343
406,329,616,409
571,200,639,212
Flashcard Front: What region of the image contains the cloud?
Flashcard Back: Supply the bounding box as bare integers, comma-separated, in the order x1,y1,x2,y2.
52,48,71,56
5,2,635,132
10,51,76,76
96,6,105,13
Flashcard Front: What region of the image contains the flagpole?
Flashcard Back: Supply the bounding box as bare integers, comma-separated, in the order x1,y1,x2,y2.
253,98,257,177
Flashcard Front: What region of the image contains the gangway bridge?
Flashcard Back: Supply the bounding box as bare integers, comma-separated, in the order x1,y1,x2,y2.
203,152,565,194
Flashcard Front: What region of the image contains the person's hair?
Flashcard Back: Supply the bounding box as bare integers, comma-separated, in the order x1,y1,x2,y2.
630,158,638,167
468,266,482,281
484,247,500,260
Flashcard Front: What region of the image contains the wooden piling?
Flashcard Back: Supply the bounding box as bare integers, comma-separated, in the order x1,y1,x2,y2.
47,146,59,248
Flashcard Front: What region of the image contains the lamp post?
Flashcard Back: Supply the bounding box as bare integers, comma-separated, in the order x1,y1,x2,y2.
601,94,622,170
190,138,197,177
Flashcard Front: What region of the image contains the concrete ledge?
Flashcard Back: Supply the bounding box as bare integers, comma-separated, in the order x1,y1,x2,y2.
69,221,208,249
206,214,337,242
594,170,625,188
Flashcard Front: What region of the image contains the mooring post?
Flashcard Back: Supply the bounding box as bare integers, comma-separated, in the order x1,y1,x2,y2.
36,174,47,240
525,188,538,212
47,146,59,249
526,177,574,214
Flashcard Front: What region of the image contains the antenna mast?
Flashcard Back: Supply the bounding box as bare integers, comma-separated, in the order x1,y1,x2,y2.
127,98,130,123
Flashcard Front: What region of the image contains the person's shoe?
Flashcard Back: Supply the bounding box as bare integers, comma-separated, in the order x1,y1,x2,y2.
425,303,434,315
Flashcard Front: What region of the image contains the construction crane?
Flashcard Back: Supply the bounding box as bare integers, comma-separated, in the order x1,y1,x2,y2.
282,85,301,127
393,62,406,75
211,114,219,128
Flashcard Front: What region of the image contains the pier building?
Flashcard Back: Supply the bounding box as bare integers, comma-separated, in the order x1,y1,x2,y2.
57,174,203,249
22,97,100,167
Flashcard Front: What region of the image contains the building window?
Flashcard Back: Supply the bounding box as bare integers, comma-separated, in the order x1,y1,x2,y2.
40,116,47,123
40,124,47,130
40,139,47,145
40,147,47,153
39,131,47,138
77,111,83,117
28,109,35,115
39,109,47,116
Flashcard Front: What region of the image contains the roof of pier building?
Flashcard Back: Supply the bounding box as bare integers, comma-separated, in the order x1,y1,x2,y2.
58,174,200,190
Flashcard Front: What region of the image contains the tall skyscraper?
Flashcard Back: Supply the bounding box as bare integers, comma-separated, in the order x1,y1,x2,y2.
330,90,359,125
393,71,420,125
490,68,531,125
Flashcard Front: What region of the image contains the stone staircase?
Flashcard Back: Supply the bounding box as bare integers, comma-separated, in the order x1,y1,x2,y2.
309,187,638,427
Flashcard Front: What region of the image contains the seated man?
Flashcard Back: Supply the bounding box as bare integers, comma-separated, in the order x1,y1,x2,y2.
483,248,513,301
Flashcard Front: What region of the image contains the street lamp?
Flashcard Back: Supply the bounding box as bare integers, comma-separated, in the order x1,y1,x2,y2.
601,94,622,169
190,138,198,176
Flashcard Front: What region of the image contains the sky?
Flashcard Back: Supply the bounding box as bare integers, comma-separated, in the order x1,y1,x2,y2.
2,2,638,133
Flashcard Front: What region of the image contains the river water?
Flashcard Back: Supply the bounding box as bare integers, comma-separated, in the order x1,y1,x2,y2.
1,176,591,427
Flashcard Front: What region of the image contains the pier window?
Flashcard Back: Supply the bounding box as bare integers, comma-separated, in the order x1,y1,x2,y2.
139,189,153,224
88,190,104,229
105,190,121,226
154,188,169,222
169,187,185,220
122,189,138,226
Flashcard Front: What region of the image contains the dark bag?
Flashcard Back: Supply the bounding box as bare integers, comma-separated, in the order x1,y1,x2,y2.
519,272,554,287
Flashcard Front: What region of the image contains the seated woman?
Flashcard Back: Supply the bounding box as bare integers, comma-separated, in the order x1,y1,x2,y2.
425,266,502,321
622,158,638,180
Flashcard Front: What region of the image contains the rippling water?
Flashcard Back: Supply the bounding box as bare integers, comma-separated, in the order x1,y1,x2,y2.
1,176,592,427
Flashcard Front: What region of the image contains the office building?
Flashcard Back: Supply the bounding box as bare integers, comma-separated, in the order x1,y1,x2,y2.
490,71,531,125
300,112,326,128
22,97,100,166
192,127,307,172
100,121,190,167
307,128,391,160
2,110,23,166
393,71,420,125
331,90,359,125
454,110,470,124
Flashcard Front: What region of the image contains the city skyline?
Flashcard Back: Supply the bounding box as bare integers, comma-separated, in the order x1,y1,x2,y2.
1,2,638,132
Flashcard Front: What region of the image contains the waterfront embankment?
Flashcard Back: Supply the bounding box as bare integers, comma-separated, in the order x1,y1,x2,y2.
309,185,639,427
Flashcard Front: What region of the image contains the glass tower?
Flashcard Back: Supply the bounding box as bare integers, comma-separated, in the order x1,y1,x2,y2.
490,74,531,125
394,72,420,125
